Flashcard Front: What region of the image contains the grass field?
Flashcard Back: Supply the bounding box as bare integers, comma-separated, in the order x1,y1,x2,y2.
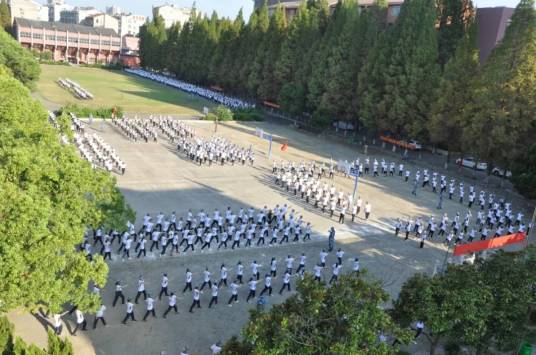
36,64,214,115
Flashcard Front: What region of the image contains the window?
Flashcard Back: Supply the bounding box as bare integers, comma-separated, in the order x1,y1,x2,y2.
90,39,100,45
101,40,110,46
20,31,32,38
390,5,401,17
112,41,120,47
32,33,43,39
46,35,56,41
68,37,78,43
57,36,67,42
80,38,89,44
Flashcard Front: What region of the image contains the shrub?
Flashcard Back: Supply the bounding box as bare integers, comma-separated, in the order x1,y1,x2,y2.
233,109,264,121
57,103,124,119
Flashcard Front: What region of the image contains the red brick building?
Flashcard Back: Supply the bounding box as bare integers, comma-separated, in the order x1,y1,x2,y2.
13,17,121,64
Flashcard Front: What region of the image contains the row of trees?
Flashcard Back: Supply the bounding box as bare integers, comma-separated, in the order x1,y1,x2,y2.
224,247,536,355
0,27,135,315
139,0,536,197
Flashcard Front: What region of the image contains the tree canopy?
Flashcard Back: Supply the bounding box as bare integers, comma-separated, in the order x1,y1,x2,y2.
0,31,134,314
0,28,40,88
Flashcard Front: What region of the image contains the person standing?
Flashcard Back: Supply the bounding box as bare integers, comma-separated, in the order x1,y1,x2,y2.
246,278,259,302
364,202,372,220
279,272,292,295
329,263,342,284
189,287,201,313
112,281,125,307
200,267,212,290
135,276,147,304
259,274,273,297
227,280,240,306
143,295,156,321
183,269,193,293
92,305,106,329
218,264,228,287
336,249,344,265
208,284,219,308
162,293,178,318
159,273,169,300
72,309,87,335
122,299,136,324
296,253,306,275
236,261,244,284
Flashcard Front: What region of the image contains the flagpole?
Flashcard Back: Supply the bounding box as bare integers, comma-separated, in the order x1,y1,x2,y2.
268,135,272,160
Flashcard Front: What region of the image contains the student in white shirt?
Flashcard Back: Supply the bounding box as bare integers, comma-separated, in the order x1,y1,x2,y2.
189,287,201,313
163,293,178,318
279,272,292,294
72,309,87,335
210,342,222,354
208,284,219,308
159,273,169,300
121,299,136,324
183,269,193,293
218,264,228,287
134,275,146,304
228,280,240,305
314,264,323,282
259,274,273,297
296,253,306,274
246,278,259,302
200,267,212,290
92,305,106,329
142,295,156,321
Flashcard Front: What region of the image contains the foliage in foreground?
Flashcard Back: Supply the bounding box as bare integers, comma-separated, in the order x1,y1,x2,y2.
224,273,411,354
0,28,40,88
393,247,536,355
0,316,73,355
0,65,134,314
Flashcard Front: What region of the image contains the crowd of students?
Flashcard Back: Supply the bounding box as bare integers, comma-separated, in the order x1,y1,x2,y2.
79,205,315,262
112,117,159,143
125,69,254,110
58,77,93,100
177,136,255,167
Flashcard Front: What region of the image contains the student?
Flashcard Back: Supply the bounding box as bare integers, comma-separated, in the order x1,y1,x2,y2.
159,273,169,300
236,262,244,284
329,263,342,284
218,264,228,287
200,267,212,290
92,305,106,329
162,293,178,318
279,272,292,294
134,276,146,304
259,274,273,297
208,284,219,308
121,299,136,324
142,295,156,321
246,278,259,302
296,253,306,274
72,309,87,335
189,288,201,313
112,280,125,307
228,280,240,306
183,269,193,293
336,249,344,265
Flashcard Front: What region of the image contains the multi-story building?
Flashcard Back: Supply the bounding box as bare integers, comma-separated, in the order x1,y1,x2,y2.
476,7,514,64
120,35,140,67
60,6,101,24
14,17,121,64
152,4,192,28
7,0,48,22
254,0,403,23
117,13,146,37
47,0,73,22
106,5,122,16
82,13,119,35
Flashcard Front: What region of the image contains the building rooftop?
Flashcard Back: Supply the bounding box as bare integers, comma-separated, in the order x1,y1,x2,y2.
14,17,119,36
476,6,514,64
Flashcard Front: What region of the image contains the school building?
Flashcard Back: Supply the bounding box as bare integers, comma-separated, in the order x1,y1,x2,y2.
13,17,121,64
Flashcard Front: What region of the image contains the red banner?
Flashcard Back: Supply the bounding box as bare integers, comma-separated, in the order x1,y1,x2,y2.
453,232,527,256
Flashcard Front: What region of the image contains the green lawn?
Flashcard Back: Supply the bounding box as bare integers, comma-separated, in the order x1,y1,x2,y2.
36,64,215,115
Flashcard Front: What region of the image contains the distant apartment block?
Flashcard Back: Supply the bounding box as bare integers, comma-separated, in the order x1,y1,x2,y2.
153,4,192,28
60,6,101,24
82,13,120,35
7,0,48,22
14,17,121,64
117,13,146,37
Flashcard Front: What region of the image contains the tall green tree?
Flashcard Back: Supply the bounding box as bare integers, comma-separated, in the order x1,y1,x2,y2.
0,64,133,313
463,0,536,176
224,273,411,354
436,0,475,67
0,28,40,88
429,20,479,156
0,0,10,32
139,16,167,71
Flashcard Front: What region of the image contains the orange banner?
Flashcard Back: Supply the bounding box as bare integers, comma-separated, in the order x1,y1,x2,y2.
453,232,527,256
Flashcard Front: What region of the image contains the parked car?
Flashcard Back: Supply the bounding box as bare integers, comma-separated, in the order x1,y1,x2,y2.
408,140,422,151
456,157,488,171
491,167,512,178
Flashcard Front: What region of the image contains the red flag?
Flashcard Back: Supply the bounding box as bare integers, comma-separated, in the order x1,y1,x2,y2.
453,232,526,256
281,143,288,152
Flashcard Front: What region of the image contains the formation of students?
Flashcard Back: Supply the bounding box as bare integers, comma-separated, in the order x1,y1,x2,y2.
177,136,255,167
80,205,315,262
273,160,372,224
148,116,196,143
53,247,361,336
395,199,530,249
58,77,93,100
112,117,159,143
126,69,254,110
70,114,126,174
